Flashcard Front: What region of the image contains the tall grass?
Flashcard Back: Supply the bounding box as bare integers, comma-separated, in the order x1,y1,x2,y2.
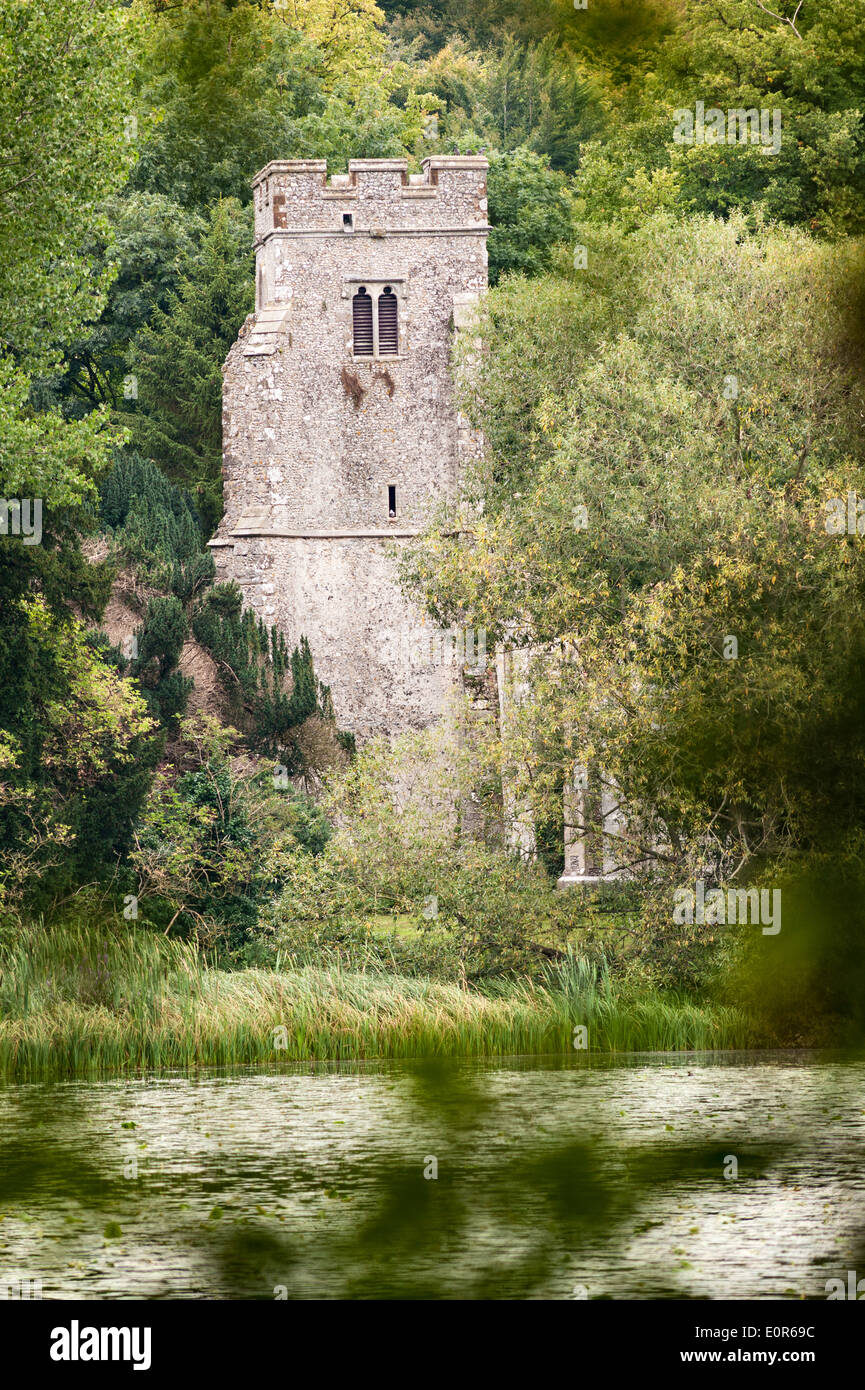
0,922,754,1078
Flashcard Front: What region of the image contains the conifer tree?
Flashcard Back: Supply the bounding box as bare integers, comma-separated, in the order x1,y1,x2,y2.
122,202,253,529
131,596,193,728
192,584,335,753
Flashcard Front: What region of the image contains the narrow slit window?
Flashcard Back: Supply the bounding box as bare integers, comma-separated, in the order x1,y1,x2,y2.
388,485,397,518
377,286,399,356
352,287,373,356
343,213,354,233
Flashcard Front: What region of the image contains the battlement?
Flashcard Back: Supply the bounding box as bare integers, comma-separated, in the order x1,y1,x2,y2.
252,156,489,243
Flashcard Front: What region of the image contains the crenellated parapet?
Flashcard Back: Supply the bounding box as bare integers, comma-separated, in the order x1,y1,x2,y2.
252,156,489,243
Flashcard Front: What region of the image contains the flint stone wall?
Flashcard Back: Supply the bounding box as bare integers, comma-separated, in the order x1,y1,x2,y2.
210,157,489,739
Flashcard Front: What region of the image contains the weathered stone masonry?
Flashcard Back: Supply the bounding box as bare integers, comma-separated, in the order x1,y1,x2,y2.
210,156,489,740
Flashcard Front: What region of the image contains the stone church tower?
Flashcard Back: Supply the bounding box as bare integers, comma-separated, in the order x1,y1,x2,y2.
210,156,490,740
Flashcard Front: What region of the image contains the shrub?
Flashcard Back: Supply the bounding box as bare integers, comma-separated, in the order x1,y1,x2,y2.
192,582,338,760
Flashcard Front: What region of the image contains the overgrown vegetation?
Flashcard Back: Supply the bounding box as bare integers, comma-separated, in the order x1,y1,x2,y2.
0,920,752,1079
191,584,337,757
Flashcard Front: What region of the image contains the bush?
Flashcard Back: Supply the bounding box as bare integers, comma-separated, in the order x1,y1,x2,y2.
129,714,326,951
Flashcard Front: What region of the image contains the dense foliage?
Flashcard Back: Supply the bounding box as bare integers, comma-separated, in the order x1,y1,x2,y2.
2,0,864,1026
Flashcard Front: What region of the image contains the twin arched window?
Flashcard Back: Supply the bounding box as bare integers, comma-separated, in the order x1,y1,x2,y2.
353,285,399,358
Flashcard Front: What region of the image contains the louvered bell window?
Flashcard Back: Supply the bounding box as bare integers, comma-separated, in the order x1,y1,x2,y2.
352,287,373,356
377,286,399,356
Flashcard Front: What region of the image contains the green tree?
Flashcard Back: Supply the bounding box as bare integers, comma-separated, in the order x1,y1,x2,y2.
574,0,865,237
131,595,194,728
132,0,413,208
132,0,323,208
129,712,318,947
0,0,153,910
100,451,215,600
0,0,135,370
192,583,335,755
0,0,134,502
487,148,577,283
39,194,206,421
122,200,254,527
404,214,865,902
0,601,157,918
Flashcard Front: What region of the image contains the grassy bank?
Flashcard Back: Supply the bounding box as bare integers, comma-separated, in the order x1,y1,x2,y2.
0,923,754,1078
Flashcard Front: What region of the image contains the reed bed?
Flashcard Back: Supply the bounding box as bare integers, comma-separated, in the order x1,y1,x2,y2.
0,922,753,1078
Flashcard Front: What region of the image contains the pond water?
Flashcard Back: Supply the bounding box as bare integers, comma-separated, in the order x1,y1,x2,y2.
0,1051,862,1300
